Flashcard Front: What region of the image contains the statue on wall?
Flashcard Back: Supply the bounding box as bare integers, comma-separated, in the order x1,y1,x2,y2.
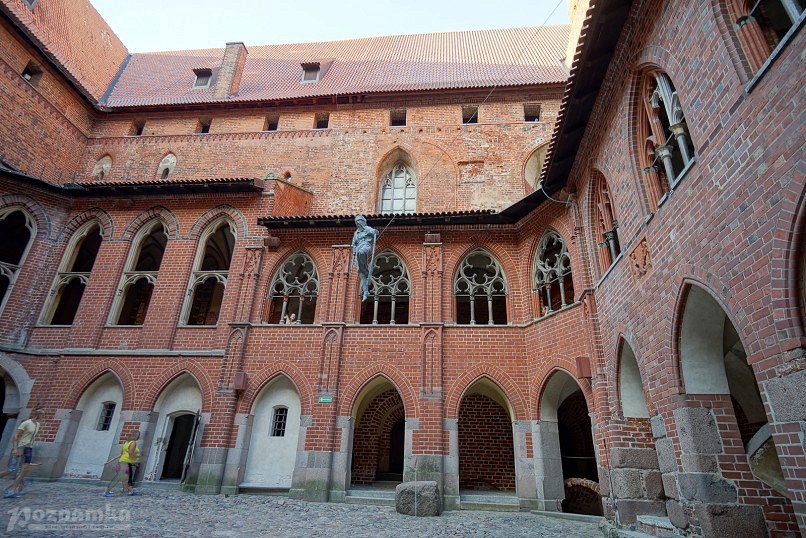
350,215,379,301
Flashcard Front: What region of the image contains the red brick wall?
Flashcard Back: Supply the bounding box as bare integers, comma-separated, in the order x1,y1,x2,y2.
458,393,515,491
350,388,404,485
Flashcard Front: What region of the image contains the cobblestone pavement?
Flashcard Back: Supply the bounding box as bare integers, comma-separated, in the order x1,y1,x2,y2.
0,481,603,537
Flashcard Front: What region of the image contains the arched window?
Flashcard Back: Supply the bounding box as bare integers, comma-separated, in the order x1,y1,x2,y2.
111,221,167,325
637,71,695,208
729,0,804,73
157,153,176,180
42,222,103,325
379,162,416,214
533,231,574,316
594,173,621,273
0,208,36,315
359,251,410,324
267,252,319,324
454,249,507,325
183,220,235,325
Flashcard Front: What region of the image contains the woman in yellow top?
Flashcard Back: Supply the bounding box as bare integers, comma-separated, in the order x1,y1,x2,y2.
104,431,141,496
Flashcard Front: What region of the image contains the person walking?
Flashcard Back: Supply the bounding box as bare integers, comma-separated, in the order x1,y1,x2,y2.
3,407,44,498
103,430,141,497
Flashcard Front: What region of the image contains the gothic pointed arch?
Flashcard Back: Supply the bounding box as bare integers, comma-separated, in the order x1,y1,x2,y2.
181,217,236,325
523,143,549,193
533,229,574,316
591,170,621,274
0,206,36,315
156,152,176,179
454,248,508,325
377,147,417,214
359,249,410,324
92,154,112,181
121,206,180,241
266,251,319,324
634,67,696,209
617,338,649,418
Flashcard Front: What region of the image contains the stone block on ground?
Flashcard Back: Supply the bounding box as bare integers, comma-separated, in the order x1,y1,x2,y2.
395,481,441,516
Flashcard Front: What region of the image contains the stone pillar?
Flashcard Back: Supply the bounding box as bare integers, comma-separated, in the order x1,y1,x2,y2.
221,411,252,495
609,444,666,525
513,420,539,509
655,144,676,185
442,418,460,510
533,419,564,511
46,408,82,479
669,122,692,165
762,363,806,535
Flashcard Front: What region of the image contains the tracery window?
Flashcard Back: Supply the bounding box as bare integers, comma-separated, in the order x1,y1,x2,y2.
454,249,507,325
638,71,695,207
533,231,574,316
111,221,167,325
183,220,235,326
594,174,621,273
730,0,804,73
359,251,410,325
379,163,416,214
0,208,36,315
42,222,103,325
267,252,319,324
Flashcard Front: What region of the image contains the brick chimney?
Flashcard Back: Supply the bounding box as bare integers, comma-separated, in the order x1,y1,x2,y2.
214,42,248,98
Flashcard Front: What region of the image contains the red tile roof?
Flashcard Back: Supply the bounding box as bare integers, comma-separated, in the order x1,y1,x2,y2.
0,0,128,102
104,26,569,107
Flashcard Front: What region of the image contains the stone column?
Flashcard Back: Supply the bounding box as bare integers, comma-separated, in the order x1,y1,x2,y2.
533,419,564,511
513,420,539,509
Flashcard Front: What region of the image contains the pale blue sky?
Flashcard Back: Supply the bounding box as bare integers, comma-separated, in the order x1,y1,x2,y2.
90,0,569,53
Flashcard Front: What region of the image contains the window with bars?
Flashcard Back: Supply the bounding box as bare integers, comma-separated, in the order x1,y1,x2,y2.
272,407,289,437
96,401,116,431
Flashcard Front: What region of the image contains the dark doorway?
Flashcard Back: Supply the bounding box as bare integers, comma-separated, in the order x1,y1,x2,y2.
388,418,405,475
162,414,194,479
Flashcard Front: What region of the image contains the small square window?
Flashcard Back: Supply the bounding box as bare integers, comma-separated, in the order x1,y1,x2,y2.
196,118,212,134
96,402,116,431
193,68,212,89
21,61,43,85
301,62,321,83
272,407,288,437
264,114,279,131
462,105,479,124
315,112,329,129
130,120,145,136
524,103,541,122
390,109,407,127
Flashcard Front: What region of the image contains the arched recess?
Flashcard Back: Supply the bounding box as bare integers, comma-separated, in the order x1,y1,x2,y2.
618,339,650,418
538,369,601,516
92,155,113,181
349,376,407,487
523,143,549,193
0,356,33,459
457,377,516,492
63,372,123,478
678,284,789,495
142,373,204,483
241,375,301,488
0,206,36,316
121,206,180,241
0,194,51,239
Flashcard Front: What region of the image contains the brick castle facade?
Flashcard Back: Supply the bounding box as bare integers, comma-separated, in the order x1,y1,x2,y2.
0,0,803,536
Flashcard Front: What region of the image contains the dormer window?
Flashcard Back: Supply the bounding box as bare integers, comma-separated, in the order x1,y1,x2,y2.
193,68,212,89
301,62,321,83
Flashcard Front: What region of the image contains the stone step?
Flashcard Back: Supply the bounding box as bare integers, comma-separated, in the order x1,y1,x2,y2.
460,493,520,512
636,515,676,538
346,487,397,499
237,485,291,496
344,494,395,507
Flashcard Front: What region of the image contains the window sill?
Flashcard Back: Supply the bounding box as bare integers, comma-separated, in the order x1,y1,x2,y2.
669,155,698,192
533,301,581,322
746,13,805,94
596,251,624,289
177,324,220,329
